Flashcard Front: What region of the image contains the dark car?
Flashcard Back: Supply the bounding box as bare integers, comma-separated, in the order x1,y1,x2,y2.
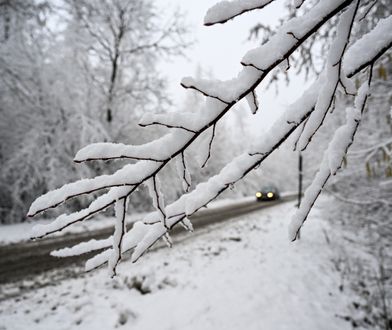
256,186,280,201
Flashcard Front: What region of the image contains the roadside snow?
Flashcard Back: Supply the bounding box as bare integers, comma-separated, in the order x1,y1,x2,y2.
0,201,353,330
0,213,143,246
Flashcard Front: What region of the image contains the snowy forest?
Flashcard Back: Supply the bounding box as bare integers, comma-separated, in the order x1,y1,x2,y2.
1,0,391,329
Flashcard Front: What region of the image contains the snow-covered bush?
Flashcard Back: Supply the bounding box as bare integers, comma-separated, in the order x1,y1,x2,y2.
28,0,392,276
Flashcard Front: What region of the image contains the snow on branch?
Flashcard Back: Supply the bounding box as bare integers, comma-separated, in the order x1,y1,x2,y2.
139,112,201,132
294,0,306,9
28,0,392,275
74,131,193,162
31,186,134,238
57,36,389,271
28,162,158,217
296,1,359,151
145,176,167,227
80,80,324,269
180,70,259,105
175,152,192,192
200,124,217,168
241,0,354,71
289,79,371,241
85,221,153,272
204,0,274,26
108,197,128,276
51,237,113,258
245,90,259,114
344,15,392,78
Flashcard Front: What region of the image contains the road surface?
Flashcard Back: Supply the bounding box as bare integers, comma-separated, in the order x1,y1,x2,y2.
0,195,296,298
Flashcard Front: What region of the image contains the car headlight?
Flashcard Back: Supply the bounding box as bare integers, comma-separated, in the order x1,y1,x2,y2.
267,192,274,198
256,192,262,198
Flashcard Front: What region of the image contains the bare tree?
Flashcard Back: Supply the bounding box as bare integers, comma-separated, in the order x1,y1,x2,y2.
68,0,188,129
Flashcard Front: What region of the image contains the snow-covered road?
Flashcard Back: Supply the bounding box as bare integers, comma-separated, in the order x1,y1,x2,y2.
0,201,353,330
0,195,296,286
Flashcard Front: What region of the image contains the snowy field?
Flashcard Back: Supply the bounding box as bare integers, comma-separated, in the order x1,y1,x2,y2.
0,201,356,330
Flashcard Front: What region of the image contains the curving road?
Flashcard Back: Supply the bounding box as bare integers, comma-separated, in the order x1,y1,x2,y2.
0,194,297,297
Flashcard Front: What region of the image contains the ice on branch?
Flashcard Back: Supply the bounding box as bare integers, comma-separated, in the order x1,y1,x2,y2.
204,0,274,26
241,0,352,71
344,15,392,77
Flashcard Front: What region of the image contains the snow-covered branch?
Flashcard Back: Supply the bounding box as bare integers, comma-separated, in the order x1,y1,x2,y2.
296,1,358,151
28,0,392,275
344,16,392,77
289,79,371,241
241,0,354,71
30,1,351,217
204,0,275,26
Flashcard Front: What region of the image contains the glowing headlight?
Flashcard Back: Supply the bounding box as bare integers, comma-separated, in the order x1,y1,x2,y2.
256,192,262,198
267,192,274,198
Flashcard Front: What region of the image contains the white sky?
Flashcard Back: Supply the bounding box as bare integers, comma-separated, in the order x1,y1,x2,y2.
158,0,307,135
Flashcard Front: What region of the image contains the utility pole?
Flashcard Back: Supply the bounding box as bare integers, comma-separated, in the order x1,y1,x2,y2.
298,152,303,207
297,152,303,239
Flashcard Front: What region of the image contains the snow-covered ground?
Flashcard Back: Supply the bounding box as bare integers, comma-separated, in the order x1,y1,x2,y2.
0,201,355,330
